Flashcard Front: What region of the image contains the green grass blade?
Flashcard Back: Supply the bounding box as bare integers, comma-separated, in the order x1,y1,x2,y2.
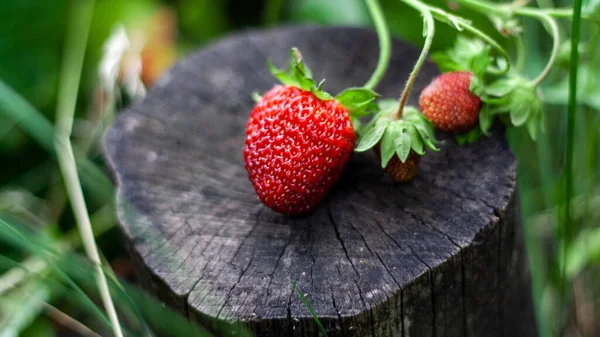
561,0,583,321
289,278,329,337
0,280,50,337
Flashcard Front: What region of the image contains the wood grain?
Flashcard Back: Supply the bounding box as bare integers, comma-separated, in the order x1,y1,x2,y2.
104,26,536,337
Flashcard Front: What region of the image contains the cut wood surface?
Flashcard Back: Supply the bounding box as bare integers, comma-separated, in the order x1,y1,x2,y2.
104,26,536,337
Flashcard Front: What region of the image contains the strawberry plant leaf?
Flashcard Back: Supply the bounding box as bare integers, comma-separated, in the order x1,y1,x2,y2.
336,87,379,116
355,116,390,152
394,126,412,163
380,126,396,167
336,88,379,108
479,104,493,135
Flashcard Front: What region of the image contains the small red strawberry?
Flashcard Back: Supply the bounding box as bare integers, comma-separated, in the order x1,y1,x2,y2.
419,71,482,132
244,85,355,215
244,48,378,215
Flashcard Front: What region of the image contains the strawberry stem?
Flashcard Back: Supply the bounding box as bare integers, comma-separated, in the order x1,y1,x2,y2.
519,10,560,85
454,0,561,85
393,0,435,120
363,0,391,91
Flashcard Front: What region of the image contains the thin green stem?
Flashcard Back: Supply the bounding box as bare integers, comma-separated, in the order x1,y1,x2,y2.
423,4,510,73
53,1,124,337
562,0,582,317
393,0,435,119
454,0,559,83
515,34,526,72
363,0,391,91
515,10,560,85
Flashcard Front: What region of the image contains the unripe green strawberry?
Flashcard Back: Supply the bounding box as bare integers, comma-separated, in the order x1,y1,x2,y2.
419,71,482,132
244,85,355,215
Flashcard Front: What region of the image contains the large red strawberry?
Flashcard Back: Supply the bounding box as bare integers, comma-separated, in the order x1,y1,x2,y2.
419,71,482,132
244,85,355,214
244,49,378,214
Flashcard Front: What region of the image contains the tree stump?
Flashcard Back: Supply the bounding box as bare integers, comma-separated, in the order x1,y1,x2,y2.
104,26,536,337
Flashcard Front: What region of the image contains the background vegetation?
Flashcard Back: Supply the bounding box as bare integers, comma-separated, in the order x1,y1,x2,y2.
0,0,598,336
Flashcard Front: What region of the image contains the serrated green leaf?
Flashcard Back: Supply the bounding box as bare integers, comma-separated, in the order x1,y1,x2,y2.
479,104,493,135
267,58,297,86
406,125,425,155
380,126,396,167
394,127,412,163
485,78,516,97
355,117,390,152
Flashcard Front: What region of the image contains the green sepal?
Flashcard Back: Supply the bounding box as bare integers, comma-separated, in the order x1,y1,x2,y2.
406,125,425,155
394,126,412,163
380,125,396,167
336,87,380,118
267,47,332,101
456,127,484,145
403,106,440,152
251,91,262,103
479,104,493,135
290,48,313,78
485,78,517,97
355,113,391,152
268,58,298,86
430,37,491,77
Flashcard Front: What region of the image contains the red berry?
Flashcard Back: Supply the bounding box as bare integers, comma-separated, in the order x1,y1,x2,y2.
244,85,355,215
419,71,482,132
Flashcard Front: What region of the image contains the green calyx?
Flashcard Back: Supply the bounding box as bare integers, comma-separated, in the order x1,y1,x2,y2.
478,76,544,140
268,48,331,101
355,100,439,167
267,47,380,119
431,37,493,80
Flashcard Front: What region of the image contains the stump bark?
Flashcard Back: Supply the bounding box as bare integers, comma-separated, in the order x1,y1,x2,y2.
104,26,536,337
